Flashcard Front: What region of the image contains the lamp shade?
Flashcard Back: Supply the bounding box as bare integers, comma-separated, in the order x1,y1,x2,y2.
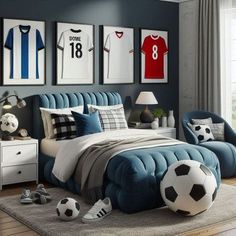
2,99,12,109
135,92,158,105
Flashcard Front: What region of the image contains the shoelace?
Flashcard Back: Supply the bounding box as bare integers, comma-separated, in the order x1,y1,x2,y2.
22,190,31,198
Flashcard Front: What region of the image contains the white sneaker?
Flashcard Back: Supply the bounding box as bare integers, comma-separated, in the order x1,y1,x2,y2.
82,197,112,223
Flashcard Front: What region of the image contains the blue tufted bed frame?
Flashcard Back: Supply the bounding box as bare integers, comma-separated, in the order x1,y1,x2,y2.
33,92,221,213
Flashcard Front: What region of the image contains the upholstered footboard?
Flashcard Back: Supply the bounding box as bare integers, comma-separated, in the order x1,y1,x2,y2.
105,144,221,213
39,144,220,214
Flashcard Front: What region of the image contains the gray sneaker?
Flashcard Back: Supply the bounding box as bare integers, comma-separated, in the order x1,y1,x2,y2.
31,192,47,204
35,184,51,200
20,189,33,204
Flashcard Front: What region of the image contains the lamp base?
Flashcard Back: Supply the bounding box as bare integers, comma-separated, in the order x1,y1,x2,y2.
2,134,14,141
140,109,154,123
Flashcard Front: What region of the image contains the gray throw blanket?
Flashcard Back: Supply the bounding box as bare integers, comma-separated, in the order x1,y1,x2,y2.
74,136,182,204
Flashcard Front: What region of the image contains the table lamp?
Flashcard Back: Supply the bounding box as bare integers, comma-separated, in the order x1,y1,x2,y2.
0,91,26,109
135,91,158,123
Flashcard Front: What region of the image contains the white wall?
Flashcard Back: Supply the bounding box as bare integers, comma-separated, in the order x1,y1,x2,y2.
179,0,198,140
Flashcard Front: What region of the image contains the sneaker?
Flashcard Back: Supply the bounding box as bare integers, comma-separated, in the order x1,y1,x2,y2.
35,184,52,201
82,197,112,223
31,192,47,204
20,189,32,204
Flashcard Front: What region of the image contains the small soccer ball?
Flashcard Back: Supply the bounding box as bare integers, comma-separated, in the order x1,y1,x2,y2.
160,160,218,216
56,198,80,221
0,113,18,133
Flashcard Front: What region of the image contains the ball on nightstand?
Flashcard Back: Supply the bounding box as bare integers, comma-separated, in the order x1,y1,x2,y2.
0,113,18,134
56,198,80,221
160,160,218,216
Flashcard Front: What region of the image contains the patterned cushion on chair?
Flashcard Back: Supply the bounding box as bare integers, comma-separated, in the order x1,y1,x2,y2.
189,123,215,143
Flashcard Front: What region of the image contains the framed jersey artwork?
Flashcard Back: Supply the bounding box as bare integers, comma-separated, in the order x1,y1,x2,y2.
103,26,134,84
56,22,94,85
2,18,45,85
141,29,168,84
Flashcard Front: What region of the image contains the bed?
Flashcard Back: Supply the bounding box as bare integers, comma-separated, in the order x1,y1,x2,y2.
33,92,221,213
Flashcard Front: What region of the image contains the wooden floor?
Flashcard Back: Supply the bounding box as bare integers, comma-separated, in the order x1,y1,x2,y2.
0,180,236,236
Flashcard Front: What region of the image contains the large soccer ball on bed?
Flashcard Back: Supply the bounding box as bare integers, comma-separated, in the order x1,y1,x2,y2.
56,198,80,221
160,160,218,216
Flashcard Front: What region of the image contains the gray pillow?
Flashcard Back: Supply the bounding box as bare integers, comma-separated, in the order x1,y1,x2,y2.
208,123,225,141
192,117,213,125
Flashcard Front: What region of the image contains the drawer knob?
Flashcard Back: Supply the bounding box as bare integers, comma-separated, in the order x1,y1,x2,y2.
16,151,21,155
17,171,22,175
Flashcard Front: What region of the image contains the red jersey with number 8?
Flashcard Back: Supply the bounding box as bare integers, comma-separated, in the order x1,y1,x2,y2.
141,35,168,79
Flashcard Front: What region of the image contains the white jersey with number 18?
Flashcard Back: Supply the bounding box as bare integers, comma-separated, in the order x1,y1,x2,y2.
58,29,93,79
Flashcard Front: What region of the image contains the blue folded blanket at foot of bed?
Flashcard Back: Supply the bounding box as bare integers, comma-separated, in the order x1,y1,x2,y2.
40,144,221,214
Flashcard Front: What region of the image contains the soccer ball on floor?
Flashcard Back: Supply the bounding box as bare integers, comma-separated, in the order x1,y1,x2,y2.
56,198,80,221
160,160,218,216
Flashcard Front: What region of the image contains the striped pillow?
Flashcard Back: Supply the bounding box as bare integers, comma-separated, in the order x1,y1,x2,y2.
51,114,76,140
94,107,128,131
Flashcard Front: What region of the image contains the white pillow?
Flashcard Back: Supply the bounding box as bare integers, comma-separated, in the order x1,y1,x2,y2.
87,104,123,113
189,124,215,143
40,106,83,138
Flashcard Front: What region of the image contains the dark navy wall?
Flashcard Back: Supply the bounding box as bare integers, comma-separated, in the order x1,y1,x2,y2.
0,0,179,135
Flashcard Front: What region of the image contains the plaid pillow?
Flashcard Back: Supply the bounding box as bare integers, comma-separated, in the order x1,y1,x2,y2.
94,107,128,131
51,113,76,140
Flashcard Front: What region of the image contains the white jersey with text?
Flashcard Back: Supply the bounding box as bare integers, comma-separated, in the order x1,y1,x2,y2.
104,31,133,79
58,29,93,79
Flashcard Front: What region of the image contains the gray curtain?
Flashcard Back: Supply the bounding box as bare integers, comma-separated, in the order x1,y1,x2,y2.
197,0,221,114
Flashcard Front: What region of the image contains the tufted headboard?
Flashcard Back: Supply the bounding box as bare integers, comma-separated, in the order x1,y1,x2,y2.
32,92,122,141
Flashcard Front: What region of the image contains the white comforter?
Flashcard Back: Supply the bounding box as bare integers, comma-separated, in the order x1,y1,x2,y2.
52,129,183,182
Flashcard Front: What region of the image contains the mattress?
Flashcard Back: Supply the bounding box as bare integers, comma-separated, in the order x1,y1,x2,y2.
41,138,70,157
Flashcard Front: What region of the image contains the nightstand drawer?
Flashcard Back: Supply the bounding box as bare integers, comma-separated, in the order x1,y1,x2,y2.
2,164,37,185
2,144,37,165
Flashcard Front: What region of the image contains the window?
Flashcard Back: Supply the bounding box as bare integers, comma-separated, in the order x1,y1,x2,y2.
232,19,236,129
220,5,236,130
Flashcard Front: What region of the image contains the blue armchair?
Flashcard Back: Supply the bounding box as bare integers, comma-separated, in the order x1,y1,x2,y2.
182,110,236,178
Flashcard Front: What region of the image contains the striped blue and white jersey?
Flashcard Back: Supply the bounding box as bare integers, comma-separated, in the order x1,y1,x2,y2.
5,25,44,79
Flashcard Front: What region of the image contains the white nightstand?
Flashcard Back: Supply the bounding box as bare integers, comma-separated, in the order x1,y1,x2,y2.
0,139,38,190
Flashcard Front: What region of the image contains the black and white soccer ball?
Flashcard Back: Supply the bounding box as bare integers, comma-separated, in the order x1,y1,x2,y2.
160,160,218,216
56,198,80,221
0,113,18,133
